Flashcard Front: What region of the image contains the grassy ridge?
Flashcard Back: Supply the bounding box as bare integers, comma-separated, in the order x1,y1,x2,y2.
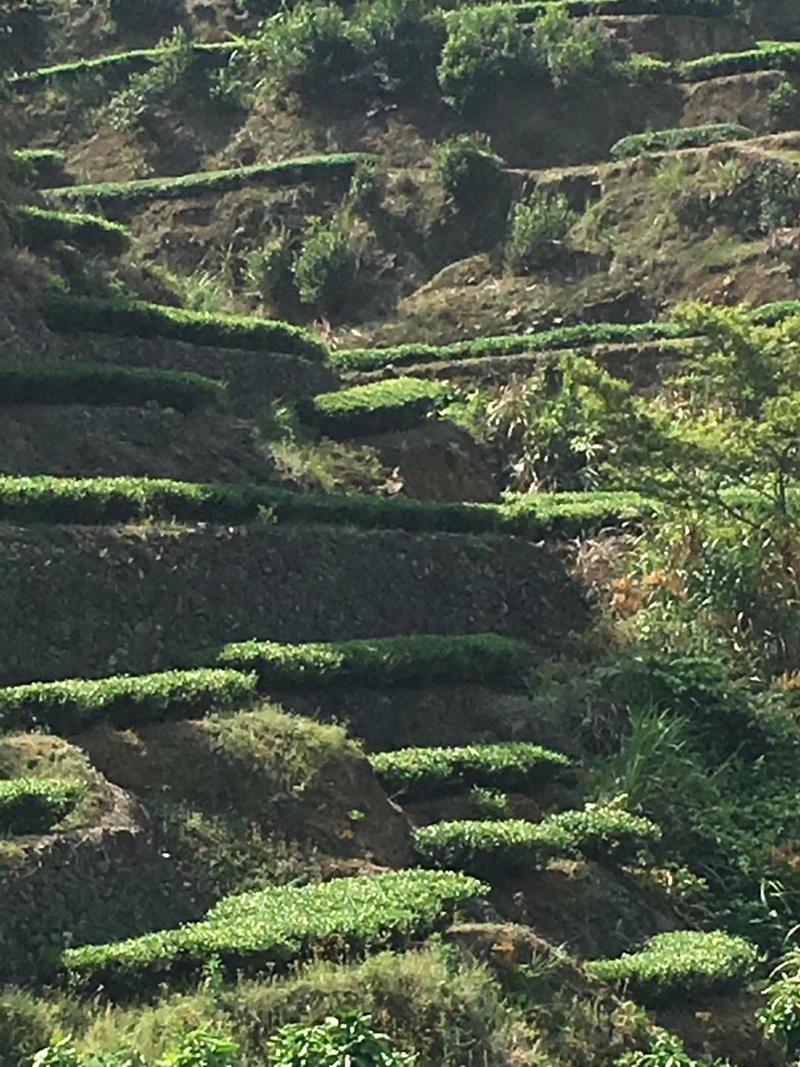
0,476,654,537
0,669,257,735
60,870,488,994
16,206,131,254
43,153,373,209
41,293,329,360
0,363,225,412
370,741,571,799
0,778,86,835
586,931,759,1005
207,633,536,690
301,378,453,438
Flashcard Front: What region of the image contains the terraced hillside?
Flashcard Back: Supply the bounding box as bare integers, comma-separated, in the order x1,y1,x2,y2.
7,1,800,1065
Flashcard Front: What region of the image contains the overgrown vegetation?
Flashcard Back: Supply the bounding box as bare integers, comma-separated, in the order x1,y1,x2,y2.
0,777,86,835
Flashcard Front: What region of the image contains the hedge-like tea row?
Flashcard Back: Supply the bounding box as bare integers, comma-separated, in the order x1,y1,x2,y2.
41,293,329,361
60,869,488,994
610,122,753,161
413,805,661,876
0,777,86,834
370,742,571,800
0,362,225,412
0,669,256,734
679,43,800,82
209,634,535,690
44,153,372,209
12,149,71,188
332,322,688,373
585,930,759,1005
11,41,234,92
16,206,131,254
301,378,452,438
0,476,654,537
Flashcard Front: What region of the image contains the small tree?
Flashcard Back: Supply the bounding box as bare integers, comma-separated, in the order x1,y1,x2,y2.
433,133,504,209
294,214,358,315
505,190,577,273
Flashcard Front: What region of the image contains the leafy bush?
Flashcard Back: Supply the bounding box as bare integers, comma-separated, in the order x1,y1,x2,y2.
0,777,85,834
0,988,60,1067
268,1013,416,1066
41,293,329,361
433,133,504,208
294,214,357,314
156,1026,239,1067
356,0,445,95
437,6,538,113
413,803,661,876
610,123,754,161
617,1028,732,1067
60,870,487,994
0,474,653,538
16,206,131,254
531,2,623,87
209,633,534,690
370,741,570,800
757,950,800,1056
505,190,577,273
0,669,257,734
0,362,225,412
679,43,800,83
46,153,368,211
301,378,451,438
586,930,758,1006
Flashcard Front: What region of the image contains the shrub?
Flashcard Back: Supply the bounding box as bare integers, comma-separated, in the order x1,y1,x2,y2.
370,742,571,800
413,803,661,876
0,362,225,412
0,777,86,834
41,293,329,361
679,43,800,83
757,950,800,1056
438,6,539,113
0,669,257,734
505,190,577,273
300,378,451,438
357,0,445,96
294,214,358,315
0,988,60,1067
16,206,131,254
208,633,535,690
60,870,488,994
531,2,623,87
586,930,758,1006
156,1026,239,1067
610,123,754,161
268,1013,415,1066
617,1028,731,1067
433,133,504,209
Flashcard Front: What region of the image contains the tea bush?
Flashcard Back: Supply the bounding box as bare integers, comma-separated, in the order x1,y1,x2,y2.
268,1013,416,1066
60,870,488,994
433,133,505,209
300,378,452,438
16,206,131,254
0,669,257,734
0,363,225,412
0,777,86,834
370,741,570,800
679,43,800,82
506,190,577,273
413,804,660,876
11,148,70,188
586,930,758,1005
609,123,754,160
294,215,358,315
757,949,800,1056
41,293,329,360
209,633,535,690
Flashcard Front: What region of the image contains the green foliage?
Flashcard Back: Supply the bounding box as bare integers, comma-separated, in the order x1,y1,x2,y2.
294,215,357,315
209,633,534,690
0,362,225,412
586,930,758,1006
355,0,445,94
413,802,661,876
244,232,296,304
45,154,368,210
609,123,754,161
0,669,256,734
768,80,798,123
12,148,70,188
41,293,329,361
60,870,487,994
530,2,623,88
679,43,800,83
155,1026,239,1067
432,133,504,208
506,190,577,273
617,1028,731,1067
0,777,85,834
0,987,60,1067
370,741,570,800
757,949,800,1056
268,1013,415,1066
16,206,131,254
0,473,654,537
301,378,451,438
